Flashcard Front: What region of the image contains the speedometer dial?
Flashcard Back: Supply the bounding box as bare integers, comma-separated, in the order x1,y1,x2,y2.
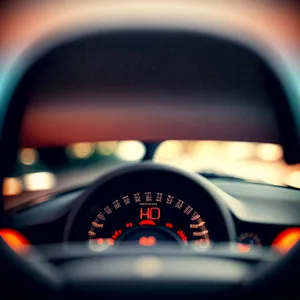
88,192,210,251
65,164,235,249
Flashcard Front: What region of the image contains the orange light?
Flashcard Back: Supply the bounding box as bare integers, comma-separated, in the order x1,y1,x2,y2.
106,238,115,246
0,228,30,254
96,238,115,246
139,220,156,226
2,177,23,196
166,223,174,228
237,243,251,253
91,238,115,247
272,228,300,254
148,236,156,246
139,236,156,247
96,238,104,245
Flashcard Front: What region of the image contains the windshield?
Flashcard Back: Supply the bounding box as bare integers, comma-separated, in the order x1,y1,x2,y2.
3,140,300,211
154,141,300,186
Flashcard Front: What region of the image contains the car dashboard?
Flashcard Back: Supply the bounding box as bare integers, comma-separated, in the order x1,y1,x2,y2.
5,165,300,255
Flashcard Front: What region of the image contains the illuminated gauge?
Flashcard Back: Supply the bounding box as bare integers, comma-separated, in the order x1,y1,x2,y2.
237,232,262,252
87,192,210,252
272,228,300,254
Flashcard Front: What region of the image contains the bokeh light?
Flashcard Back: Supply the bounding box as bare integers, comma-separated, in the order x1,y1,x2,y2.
67,143,95,159
256,144,283,162
97,141,117,156
3,141,300,211
2,177,23,196
115,141,146,161
224,142,256,160
154,141,298,187
155,140,184,161
19,148,38,165
23,172,56,191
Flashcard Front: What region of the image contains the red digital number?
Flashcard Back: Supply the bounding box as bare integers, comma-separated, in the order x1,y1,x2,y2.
139,207,161,220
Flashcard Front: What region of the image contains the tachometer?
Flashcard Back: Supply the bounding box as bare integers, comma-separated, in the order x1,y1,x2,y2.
88,192,210,251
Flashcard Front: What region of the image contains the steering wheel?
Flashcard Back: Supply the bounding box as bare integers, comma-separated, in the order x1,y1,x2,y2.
1,166,300,299
1,165,299,299
0,15,300,300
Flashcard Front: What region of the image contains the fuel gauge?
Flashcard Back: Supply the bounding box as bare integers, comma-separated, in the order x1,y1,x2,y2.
237,232,262,252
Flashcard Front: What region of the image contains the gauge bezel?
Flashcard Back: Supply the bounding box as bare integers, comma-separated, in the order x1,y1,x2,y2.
63,162,236,247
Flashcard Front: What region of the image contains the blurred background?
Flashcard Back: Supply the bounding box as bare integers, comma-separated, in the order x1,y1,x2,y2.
3,141,300,210
1,0,300,210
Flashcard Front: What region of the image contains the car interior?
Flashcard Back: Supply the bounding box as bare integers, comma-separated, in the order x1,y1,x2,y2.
0,1,300,299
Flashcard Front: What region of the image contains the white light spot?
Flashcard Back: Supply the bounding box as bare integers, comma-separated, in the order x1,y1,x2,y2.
256,143,283,161
115,141,146,161
224,142,256,160
285,171,300,189
23,172,56,191
154,140,183,161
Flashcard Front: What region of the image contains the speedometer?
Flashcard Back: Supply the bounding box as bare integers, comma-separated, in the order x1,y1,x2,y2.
88,192,210,251
64,164,235,250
